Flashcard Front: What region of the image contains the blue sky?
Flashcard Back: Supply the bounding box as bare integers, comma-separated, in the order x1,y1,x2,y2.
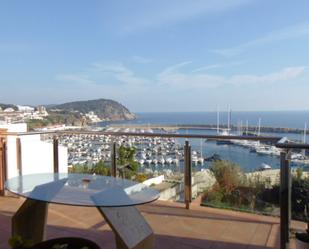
1,0,309,112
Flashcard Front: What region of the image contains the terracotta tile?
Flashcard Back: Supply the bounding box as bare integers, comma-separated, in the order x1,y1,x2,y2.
249,223,272,246
0,196,286,249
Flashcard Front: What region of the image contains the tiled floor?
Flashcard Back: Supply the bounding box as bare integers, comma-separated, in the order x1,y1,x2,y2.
0,196,305,249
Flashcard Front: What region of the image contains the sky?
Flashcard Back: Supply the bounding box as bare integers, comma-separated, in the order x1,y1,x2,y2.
1,0,309,112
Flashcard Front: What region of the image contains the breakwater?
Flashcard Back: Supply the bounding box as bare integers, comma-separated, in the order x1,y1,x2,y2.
108,123,307,134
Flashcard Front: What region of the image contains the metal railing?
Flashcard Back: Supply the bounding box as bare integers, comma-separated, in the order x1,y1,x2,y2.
0,130,308,249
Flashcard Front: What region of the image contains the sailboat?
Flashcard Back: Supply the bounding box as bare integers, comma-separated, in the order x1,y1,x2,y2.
198,139,204,164
302,122,307,156
217,105,233,145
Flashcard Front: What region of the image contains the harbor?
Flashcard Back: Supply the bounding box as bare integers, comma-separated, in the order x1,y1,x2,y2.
44,125,309,176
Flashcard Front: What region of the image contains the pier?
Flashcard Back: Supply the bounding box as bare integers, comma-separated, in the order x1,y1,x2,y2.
108,123,307,134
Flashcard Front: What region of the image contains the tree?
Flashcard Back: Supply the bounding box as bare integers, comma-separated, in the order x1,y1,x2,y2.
91,160,110,176
117,145,139,179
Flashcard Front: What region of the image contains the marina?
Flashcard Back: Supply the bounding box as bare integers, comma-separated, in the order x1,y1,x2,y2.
46,124,309,175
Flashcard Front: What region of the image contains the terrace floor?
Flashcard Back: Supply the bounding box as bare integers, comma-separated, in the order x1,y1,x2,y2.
0,196,305,249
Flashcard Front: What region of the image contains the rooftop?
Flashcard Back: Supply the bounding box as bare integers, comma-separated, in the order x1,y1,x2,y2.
0,196,306,249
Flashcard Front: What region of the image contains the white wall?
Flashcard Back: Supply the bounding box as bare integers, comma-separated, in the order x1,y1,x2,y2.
142,175,165,186
1,123,68,179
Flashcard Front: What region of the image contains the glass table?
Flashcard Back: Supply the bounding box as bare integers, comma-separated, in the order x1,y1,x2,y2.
5,173,160,249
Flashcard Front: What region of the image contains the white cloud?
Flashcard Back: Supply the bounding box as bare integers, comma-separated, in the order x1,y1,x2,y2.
109,0,254,34
131,56,153,64
158,63,307,88
56,74,95,85
57,62,150,87
191,61,244,73
56,61,307,93
92,62,151,86
212,23,309,57
192,64,223,72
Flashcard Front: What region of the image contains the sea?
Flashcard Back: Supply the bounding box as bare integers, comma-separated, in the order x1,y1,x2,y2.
97,111,309,172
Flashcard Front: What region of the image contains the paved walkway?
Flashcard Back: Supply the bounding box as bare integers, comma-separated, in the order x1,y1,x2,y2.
0,196,305,249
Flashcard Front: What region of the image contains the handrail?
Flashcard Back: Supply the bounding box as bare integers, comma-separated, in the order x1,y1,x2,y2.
1,130,309,149
0,130,281,140
0,128,308,249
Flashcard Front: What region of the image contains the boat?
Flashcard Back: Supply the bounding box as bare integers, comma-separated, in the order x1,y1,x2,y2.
192,156,198,165
158,157,165,164
197,139,204,164
216,105,234,145
259,163,272,171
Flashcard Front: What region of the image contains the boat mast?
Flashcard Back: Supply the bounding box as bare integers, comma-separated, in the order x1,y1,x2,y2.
227,105,231,134
303,122,307,156
240,120,243,136
303,122,307,144
257,118,261,136
200,139,203,158
217,106,220,134
246,120,249,135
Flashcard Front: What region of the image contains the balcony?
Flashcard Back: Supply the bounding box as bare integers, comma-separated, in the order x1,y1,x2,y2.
1,195,306,249
0,129,309,249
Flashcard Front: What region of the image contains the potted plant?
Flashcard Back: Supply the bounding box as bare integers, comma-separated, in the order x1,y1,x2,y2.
295,206,309,249
9,236,100,249
9,235,34,249
295,232,309,249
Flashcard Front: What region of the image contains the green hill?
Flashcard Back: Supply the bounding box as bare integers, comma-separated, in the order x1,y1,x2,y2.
49,98,136,121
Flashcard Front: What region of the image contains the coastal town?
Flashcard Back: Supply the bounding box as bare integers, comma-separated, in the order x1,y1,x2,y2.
0,105,48,123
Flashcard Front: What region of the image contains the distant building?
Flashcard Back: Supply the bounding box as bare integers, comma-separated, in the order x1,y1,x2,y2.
37,105,46,113
36,105,48,116
85,111,101,123
3,108,15,112
17,105,35,112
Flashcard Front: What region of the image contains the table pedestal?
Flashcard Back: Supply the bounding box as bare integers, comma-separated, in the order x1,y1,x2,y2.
12,199,154,249
12,199,48,244
98,206,154,249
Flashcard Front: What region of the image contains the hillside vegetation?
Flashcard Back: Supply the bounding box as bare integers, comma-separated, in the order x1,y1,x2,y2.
50,98,136,121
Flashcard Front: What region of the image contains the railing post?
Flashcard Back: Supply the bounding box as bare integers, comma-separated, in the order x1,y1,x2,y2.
111,142,117,177
16,137,22,176
0,139,7,196
53,136,59,173
184,140,192,209
280,150,291,249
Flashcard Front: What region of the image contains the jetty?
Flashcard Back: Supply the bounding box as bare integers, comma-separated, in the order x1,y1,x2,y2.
108,123,307,134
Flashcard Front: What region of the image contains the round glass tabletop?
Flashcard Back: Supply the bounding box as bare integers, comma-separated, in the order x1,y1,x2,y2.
5,173,160,207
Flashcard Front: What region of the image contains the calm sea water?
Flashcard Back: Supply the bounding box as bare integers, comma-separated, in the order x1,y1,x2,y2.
98,111,309,172
122,111,309,128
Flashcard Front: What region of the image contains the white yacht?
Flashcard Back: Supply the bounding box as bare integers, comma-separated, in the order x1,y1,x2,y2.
259,163,272,171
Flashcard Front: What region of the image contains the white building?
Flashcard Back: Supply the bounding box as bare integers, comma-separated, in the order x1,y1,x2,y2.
0,123,68,179
17,105,35,112
3,108,15,113
85,111,101,122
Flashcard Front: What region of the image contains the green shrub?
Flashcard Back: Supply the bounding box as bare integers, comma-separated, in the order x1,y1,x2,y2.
91,160,110,176
209,160,241,194
135,174,148,183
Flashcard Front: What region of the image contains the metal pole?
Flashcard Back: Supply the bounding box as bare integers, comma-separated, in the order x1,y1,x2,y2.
53,137,59,173
184,141,192,209
111,142,117,177
280,151,291,249
0,139,5,196
16,137,22,176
